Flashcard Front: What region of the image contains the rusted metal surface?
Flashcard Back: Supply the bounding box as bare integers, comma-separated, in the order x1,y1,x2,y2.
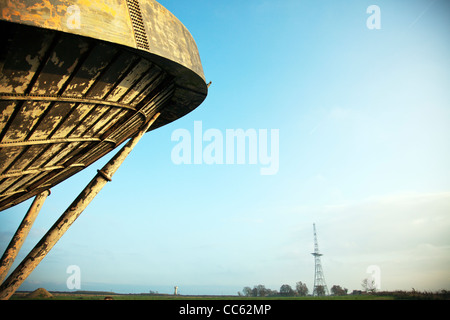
0,0,205,80
0,113,160,300
0,190,50,284
0,0,208,211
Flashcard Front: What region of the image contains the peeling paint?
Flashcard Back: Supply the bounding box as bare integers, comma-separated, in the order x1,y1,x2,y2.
0,0,207,216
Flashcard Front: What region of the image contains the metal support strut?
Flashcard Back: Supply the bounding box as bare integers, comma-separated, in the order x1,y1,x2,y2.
0,113,160,300
0,190,51,284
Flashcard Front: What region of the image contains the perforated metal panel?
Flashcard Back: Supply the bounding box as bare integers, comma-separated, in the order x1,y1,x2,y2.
126,0,150,50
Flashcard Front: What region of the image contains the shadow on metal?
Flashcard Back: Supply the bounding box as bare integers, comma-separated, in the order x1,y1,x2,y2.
0,0,208,299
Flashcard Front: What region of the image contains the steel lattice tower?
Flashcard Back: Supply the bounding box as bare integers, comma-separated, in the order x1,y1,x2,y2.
311,223,329,296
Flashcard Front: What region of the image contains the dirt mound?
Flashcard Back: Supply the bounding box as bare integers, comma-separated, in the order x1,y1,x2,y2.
27,288,53,299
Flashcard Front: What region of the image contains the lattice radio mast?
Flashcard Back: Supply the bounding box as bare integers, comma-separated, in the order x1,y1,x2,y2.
311,223,329,296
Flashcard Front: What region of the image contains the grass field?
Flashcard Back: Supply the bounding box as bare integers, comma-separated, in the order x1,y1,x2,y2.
10,289,449,300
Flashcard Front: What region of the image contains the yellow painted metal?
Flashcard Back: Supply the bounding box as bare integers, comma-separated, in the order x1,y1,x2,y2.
0,190,50,284
0,0,205,81
0,113,160,300
0,1,208,212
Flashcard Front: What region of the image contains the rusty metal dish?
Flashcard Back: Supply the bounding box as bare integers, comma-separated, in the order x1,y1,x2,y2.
0,0,208,211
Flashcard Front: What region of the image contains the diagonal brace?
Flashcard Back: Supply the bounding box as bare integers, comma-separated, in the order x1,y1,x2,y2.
0,190,51,284
0,113,160,300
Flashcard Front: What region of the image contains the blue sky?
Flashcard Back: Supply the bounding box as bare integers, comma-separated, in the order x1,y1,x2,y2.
1,0,449,295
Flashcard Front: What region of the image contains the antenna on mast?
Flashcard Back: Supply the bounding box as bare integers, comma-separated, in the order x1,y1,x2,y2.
311,223,329,296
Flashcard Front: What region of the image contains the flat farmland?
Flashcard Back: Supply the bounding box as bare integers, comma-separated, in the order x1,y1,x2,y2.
10,290,449,300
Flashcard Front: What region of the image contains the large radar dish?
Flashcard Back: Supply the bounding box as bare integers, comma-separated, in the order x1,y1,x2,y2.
0,0,208,211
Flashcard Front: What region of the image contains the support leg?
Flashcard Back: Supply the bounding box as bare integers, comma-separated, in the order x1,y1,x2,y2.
0,113,160,300
0,190,50,284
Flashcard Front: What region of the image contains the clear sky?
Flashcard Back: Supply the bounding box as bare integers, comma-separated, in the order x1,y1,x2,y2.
1,0,449,295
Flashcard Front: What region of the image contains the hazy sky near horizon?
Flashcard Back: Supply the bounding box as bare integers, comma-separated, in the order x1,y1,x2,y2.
1,0,449,295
